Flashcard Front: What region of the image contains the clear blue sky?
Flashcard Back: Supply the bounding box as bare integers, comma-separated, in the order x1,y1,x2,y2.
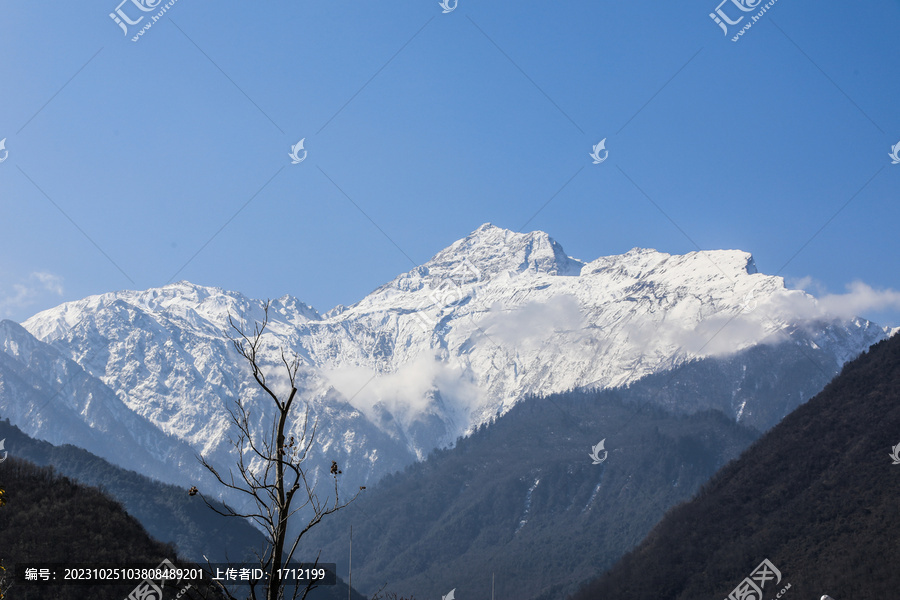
1,0,898,326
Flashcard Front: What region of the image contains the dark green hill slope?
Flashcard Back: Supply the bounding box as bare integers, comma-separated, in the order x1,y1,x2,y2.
571,334,900,600
0,424,366,600
302,389,760,600
0,418,264,565
0,455,198,599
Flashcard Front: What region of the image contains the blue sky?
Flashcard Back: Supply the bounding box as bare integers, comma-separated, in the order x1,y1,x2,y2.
1,0,898,325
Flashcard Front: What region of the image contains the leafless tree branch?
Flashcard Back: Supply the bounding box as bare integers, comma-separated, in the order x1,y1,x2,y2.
193,302,359,600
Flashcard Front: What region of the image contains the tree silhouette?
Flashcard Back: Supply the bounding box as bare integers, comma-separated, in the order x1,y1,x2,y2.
195,302,361,600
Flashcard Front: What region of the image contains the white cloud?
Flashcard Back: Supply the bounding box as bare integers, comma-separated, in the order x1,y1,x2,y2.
675,281,900,357
477,294,584,348
321,354,481,427
750,281,900,324
620,312,776,359
785,275,826,295
0,271,65,319
33,272,64,296
816,281,900,319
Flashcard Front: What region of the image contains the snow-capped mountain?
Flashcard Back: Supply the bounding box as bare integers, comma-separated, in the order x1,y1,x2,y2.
7,224,889,502
0,320,213,489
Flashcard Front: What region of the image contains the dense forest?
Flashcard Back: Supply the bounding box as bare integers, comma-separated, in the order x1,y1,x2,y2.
0,428,366,600
570,334,900,600
301,385,761,600
0,418,265,564
0,455,203,599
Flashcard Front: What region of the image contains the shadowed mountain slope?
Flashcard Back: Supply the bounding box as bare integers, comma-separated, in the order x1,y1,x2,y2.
0,424,365,600
300,385,761,600
570,333,900,600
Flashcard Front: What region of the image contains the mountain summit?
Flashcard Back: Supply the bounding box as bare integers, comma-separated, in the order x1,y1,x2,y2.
426,223,585,277
7,225,890,503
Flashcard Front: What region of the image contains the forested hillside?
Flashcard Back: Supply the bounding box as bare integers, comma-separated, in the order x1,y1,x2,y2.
0,455,202,599
570,334,900,600
302,386,760,600
0,441,364,600
0,418,264,564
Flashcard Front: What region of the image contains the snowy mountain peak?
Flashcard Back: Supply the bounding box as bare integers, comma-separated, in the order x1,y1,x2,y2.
582,247,757,283
25,281,321,346
427,223,585,279
11,226,889,506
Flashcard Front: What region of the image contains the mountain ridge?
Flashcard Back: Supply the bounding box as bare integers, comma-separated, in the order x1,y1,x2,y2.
7,224,890,506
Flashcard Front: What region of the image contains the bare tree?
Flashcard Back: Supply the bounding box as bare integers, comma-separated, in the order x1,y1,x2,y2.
193,302,361,600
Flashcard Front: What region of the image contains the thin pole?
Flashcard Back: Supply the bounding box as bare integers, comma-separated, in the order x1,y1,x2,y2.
492,572,494,600
349,525,352,600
